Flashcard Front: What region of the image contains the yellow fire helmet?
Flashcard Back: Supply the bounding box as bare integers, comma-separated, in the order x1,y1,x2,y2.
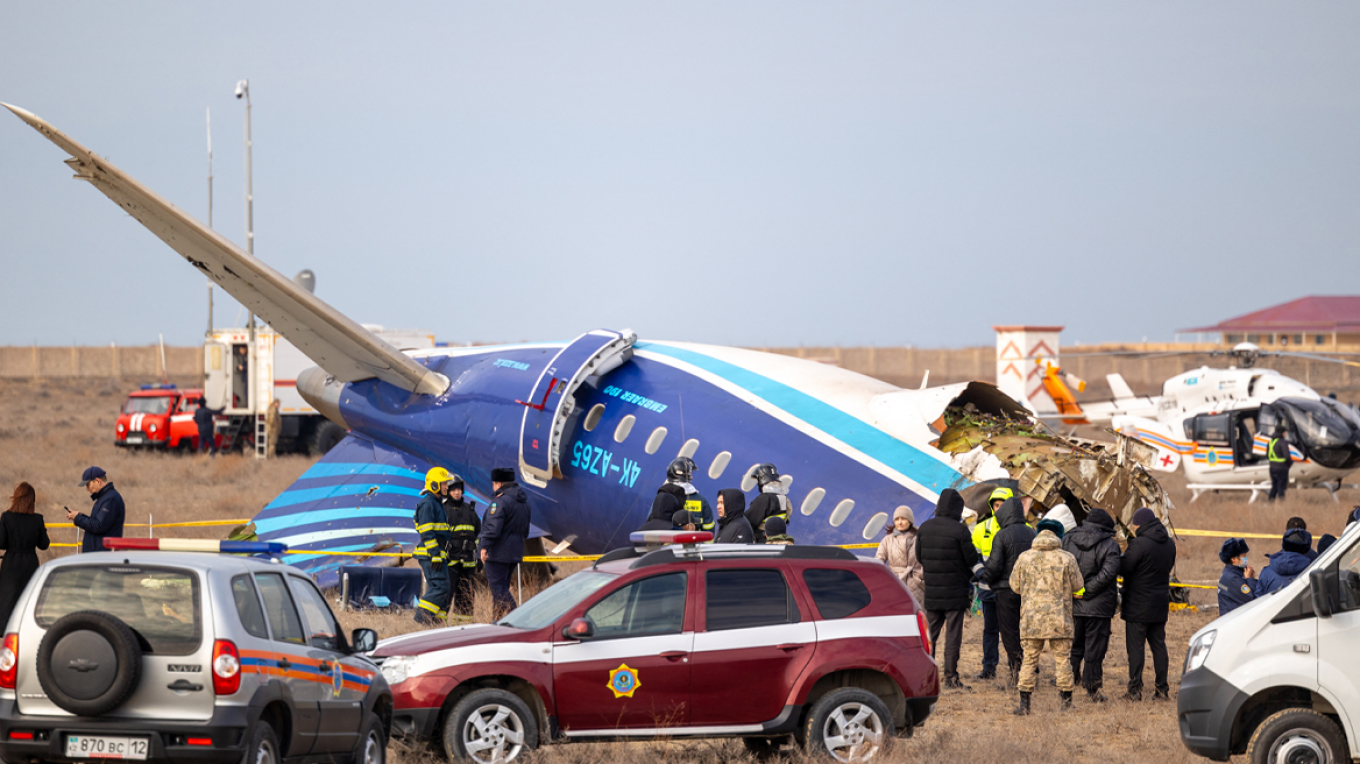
988,486,1014,506
424,467,454,494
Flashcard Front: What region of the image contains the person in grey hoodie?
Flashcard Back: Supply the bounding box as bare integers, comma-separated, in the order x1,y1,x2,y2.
1061,507,1121,702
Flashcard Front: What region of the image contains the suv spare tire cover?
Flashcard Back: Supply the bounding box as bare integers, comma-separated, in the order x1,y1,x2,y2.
37,610,143,716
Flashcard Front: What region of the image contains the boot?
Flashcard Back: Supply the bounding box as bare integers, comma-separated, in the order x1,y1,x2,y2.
1060,691,1073,711
1088,688,1108,703
1012,692,1031,716
974,669,996,681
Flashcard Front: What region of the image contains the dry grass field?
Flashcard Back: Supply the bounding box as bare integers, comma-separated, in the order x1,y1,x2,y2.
2,376,1358,763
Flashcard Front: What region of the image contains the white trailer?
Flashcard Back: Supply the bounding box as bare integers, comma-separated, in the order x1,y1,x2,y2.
202,325,435,455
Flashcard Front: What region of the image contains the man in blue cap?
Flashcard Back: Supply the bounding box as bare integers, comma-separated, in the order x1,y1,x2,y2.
65,467,125,553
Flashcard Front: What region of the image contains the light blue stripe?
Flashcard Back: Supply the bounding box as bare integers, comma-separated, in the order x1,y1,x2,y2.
255,508,418,535
298,462,426,480
263,484,422,512
638,343,965,491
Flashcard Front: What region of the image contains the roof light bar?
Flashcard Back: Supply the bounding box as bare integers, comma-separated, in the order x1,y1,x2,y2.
628,530,712,546
628,530,713,555
103,538,287,555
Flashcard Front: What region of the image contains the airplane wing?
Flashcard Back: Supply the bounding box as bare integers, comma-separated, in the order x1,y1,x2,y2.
3,103,448,396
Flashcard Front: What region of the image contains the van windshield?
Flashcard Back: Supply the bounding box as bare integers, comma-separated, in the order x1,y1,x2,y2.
36,566,201,655
497,570,616,631
124,397,173,415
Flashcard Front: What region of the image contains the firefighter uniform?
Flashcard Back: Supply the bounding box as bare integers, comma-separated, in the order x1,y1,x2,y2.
413,469,454,624
442,493,481,618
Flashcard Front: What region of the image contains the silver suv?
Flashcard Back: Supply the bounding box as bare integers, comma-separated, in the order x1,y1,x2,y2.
0,551,390,764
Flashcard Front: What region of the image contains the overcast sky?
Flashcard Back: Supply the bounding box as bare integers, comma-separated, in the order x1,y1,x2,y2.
2,2,1357,349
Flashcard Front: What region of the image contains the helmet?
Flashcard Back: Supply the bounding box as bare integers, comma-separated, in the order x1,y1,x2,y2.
752,463,780,487
666,457,695,482
988,487,1013,507
425,467,453,494
447,472,465,491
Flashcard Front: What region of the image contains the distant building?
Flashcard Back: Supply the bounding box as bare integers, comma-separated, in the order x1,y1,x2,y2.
1182,296,1360,350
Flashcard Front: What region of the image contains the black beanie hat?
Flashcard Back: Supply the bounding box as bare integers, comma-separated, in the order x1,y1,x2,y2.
765,516,787,537
1283,528,1313,555
1219,537,1249,564
491,467,515,483
1319,533,1338,556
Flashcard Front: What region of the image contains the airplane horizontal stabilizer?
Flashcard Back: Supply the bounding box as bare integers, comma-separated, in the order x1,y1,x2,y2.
253,432,545,588
2,103,447,396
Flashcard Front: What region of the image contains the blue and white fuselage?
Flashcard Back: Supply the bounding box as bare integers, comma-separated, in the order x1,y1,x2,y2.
263,335,1018,585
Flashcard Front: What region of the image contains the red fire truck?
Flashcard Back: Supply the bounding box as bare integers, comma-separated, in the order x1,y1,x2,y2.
114,384,223,451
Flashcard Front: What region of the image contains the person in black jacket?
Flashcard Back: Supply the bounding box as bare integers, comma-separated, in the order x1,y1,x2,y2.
66,466,125,553
479,468,532,618
915,489,984,690
983,496,1034,685
639,488,683,532
193,398,223,455
0,482,50,630
441,474,481,618
1062,507,1121,702
1120,507,1177,701
715,489,754,544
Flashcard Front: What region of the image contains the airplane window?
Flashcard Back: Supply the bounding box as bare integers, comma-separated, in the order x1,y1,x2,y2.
644,427,668,455
708,451,732,480
801,488,826,516
862,512,889,540
679,439,700,459
614,415,636,443
829,499,856,527
780,474,794,491
583,404,606,432
740,464,761,492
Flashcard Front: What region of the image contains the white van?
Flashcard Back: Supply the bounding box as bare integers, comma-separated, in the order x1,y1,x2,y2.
1178,521,1360,763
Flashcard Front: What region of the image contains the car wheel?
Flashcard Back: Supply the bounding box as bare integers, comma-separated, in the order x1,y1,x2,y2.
351,714,385,764
802,688,894,763
1248,708,1345,764
443,688,537,764
244,720,281,764
36,611,142,717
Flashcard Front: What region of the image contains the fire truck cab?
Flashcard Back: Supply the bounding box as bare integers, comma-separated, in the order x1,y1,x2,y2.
114,385,222,451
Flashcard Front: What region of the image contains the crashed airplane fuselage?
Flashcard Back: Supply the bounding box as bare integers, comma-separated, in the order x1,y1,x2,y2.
4,103,1171,585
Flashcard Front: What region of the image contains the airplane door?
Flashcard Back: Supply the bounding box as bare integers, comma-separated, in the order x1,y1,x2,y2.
204,342,230,409
519,329,636,486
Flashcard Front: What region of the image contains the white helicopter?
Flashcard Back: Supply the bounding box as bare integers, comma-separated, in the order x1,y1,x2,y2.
1053,343,1360,501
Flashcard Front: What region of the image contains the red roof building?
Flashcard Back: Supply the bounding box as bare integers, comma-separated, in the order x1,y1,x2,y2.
1182,296,1360,349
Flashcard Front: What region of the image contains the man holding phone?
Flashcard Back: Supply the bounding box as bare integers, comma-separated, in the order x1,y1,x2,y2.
65,466,125,553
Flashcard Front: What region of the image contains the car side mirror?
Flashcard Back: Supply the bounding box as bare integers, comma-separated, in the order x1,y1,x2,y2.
351,628,379,653
1310,569,1334,619
562,618,593,641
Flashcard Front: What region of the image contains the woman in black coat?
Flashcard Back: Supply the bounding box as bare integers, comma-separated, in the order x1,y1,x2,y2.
0,482,50,630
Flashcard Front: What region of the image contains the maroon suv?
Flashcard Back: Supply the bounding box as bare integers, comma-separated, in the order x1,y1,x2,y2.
373,534,937,763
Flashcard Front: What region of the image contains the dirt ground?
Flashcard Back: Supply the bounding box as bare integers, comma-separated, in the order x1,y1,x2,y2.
3,377,1358,763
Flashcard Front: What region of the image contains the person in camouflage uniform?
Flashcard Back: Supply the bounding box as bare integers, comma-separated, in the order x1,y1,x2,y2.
1008,518,1085,715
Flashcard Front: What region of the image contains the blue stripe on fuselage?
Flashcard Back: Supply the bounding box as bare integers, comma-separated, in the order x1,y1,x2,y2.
636,343,965,492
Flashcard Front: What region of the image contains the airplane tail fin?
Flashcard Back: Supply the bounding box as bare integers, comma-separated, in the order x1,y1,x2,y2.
1107,373,1136,401
2,103,447,396
252,432,546,588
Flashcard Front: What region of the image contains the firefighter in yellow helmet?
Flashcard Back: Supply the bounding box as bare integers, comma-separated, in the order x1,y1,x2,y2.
969,486,1013,680
413,467,455,624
